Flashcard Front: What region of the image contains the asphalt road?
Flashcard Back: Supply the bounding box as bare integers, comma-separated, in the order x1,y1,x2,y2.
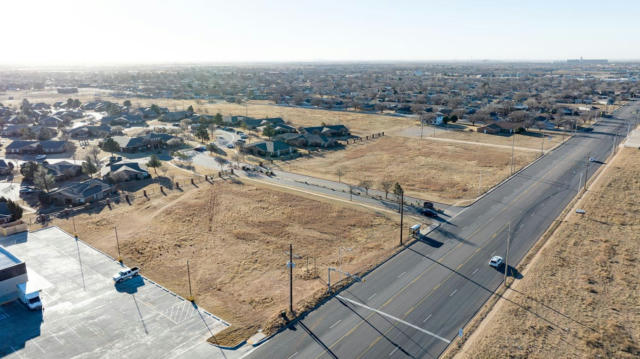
245,101,638,359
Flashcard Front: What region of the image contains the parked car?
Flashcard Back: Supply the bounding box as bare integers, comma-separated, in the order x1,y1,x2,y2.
489,256,504,268
19,186,38,194
171,123,180,127
113,267,140,283
240,134,249,139
226,143,234,148
194,146,206,152
35,154,47,161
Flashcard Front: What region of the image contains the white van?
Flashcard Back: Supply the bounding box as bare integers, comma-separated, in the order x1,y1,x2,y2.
17,282,43,310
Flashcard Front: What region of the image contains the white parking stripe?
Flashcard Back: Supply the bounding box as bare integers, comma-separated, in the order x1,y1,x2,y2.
450,289,457,297
389,346,399,356
471,268,479,275
329,319,342,329
368,293,377,301
423,314,432,323
397,271,407,278
287,352,298,359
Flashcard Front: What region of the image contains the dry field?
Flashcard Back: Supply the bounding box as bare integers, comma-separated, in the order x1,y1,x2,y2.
457,148,640,359
283,136,538,204
394,126,567,152
50,179,400,339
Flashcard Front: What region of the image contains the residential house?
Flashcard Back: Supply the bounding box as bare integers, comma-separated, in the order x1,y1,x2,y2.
478,121,526,135
101,159,150,182
1,124,30,137
67,125,111,139
110,133,177,153
242,141,296,157
42,161,82,181
6,140,68,154
298,125,350,137
48,178,115,205
39,116,63,128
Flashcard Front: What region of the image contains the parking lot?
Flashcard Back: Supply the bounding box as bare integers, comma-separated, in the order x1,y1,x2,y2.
0,227,251,359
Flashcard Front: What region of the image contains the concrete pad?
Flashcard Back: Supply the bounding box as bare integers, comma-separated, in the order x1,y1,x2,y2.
0,226,254,359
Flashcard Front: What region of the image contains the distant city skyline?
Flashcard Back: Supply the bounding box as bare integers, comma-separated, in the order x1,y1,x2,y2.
2,0,639,65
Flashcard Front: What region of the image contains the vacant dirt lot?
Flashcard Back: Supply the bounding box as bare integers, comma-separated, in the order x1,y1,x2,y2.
457,148,640,359
283,136,538,204
51,179,399,336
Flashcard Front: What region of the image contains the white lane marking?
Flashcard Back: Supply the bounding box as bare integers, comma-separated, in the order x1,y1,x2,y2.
287,352,298,359
398,271,407,278
329,319,342,329
450,289,458,297
423,314,432,323
336,295,451,344
389,346,399,356
471,268,479,275
368,293,377,301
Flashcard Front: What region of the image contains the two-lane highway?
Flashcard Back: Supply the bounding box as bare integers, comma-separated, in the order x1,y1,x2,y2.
246,101,637,359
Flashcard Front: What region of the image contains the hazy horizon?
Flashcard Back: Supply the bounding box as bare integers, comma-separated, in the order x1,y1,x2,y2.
2,0,638,65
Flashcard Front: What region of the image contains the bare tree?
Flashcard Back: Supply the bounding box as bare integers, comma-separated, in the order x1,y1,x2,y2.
89,146,101,165
380,180,393,199
358,180,372,196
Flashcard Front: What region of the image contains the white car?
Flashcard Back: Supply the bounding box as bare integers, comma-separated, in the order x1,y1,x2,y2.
489,256,504,268
113,267,140,283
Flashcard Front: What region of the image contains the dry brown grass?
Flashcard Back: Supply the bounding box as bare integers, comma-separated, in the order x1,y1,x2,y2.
50,179,399,338
282,136,538,204
457,148,640,359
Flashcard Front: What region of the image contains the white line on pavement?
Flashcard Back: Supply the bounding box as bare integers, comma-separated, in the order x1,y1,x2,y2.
472,268,479,275
389,346,399,356
450,289,457,297
329,320,342,329
423,314,432,323
336,295,451,344
368,293,377,301
287,352,298,359
397,271,406,278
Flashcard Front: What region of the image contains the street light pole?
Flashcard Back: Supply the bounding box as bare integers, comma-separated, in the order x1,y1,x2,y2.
399,191,404,246
584,153,590,191
504,223,511,287
289,243,293,314
114,226,122,263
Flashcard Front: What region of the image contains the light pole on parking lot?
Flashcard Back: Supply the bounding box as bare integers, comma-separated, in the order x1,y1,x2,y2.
114,226,122,263
186,260,194,302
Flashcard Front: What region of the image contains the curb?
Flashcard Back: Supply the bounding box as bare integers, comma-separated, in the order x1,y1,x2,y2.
209,340,247,350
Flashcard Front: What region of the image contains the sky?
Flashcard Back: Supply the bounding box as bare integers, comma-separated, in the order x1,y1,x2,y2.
1,0,638,65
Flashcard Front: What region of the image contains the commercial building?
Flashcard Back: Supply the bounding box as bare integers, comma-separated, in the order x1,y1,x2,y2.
0,245,27,304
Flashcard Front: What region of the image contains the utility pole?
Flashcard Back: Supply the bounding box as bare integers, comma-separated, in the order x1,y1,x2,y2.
504,223,511,287
186,260,194,302
399,191,404,246
114,226,122,263
72,215,77,235
288,243,294,314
